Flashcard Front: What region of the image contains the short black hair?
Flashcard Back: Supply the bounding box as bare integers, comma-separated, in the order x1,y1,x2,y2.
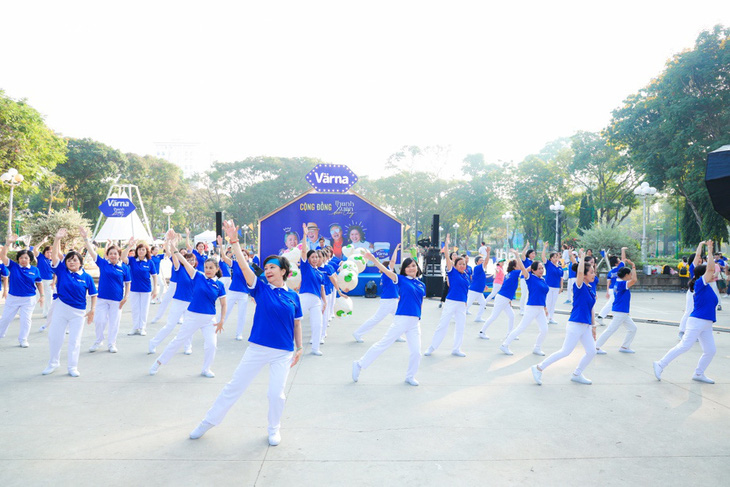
399,257,422,277
617,267,631,279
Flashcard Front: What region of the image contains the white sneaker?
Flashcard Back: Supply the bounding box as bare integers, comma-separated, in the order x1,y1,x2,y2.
108,344,118,353
235,335,243,341
466,311,472,315
42,365,57,375
311,350,323,356
451,350,466,357
423,347,434,356
618,348,635,354
692,374,715,384
352,333,363,343
352,361,361,382
268,431,281,446
499,344,513,356
571,373,592,385
548,320,558,325
139,329,147,336
404,377,419,386
20,340,29,348
184,346,193,355
149,361,160,376
396,336,406,342
68,368,81,378
89,343,101,353
319,338,325,345
128,329,140,336
596,348,607,355
478,331,489,340
190,420,214,439
531,365,542,385
532,348,545,356
474,318,485,323
653,361,663,381
201,370,215,378
148,343,156,354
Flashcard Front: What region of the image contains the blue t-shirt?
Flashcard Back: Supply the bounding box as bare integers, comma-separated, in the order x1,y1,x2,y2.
192,249,208,272
7,260,42,297
498,269,522,300
612,279,631,313
320,264,335,294
219,260,231,278
446,267,469,302
525,273,549,306
520,258,533,279
544,261,563,288
395,276,426,318
568,282,596,325
465,265,473,282
170,264,179,284
469,265,487,293
150,254,164,275
606,262,625,290
229,260,251,294
380,273,399,299
36,254,54,280
568,263,577,279
690,275,718,322
689,262,695,278
247,277,303,351
172,265,195,302
95,256,131,302
128,257,157,293
52,260,97,310
187,272,226,315
0,263,8,290
299,259,323,296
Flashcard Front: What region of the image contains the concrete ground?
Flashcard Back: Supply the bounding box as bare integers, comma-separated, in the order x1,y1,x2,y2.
0,291,728,486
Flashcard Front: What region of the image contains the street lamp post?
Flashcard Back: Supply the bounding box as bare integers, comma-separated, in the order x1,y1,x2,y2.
634,182,657,263
452,222,459,251
549,200,565,251
162,205,175,232
501,211,513,252
1,169,24,236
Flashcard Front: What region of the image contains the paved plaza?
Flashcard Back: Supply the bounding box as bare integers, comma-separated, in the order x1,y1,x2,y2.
0,291,728,486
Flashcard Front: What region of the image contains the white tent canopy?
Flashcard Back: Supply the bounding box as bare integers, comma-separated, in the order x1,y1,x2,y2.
95,210,153,242
193,230,217,244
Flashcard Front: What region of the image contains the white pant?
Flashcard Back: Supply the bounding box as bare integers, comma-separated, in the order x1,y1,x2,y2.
354,298,398,337
519,279,528,313
479,294,515,336
429,299,466,352
0,294,36,343
539,321,596,376
478,283,502,319
94,298,122,347
595,312,637,350
546,287,559,321
503,305,548,349
130,291,151,332
326,291,336,324
679,290,694,333
300,293,323,352
466,290,486,315
658,317,715,376
149,299,193,350
204,343,293,435
359,315,421,380
157,311,217,373
151,282,177,323
47,301,86,371
220,277,231,291
597,288,615,319
567,278,576,301
224,290,250,337
41,279,53,317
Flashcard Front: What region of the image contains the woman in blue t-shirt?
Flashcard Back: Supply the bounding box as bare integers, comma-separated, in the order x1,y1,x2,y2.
43,228,97,377
425,234,470,357
353,250,426,386
298,223,326,356
479,258,521,340
541,242,564,325
149,245,166,304
79,228,130,354
32,236,54,318
220,239,253,342
190,219,303,447
122,238,158,336
678,241,706,339
464,250,491,321
654,240,719,384
0,234,43,347
518,244,536,315
595,259,638,355
151,231,227,378
353,244,401,342
532,249,597,385
501,257,550,356
150,246,177,325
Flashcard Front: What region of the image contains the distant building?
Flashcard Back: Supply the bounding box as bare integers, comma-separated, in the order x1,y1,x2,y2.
153,141,214,177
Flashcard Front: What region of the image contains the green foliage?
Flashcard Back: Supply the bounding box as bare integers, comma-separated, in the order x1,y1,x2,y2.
25,208,91,251
607,25,730,244
577,193,595,234
576,223,640,261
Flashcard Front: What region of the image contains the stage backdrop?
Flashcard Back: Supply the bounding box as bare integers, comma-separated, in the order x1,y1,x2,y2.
259,190,403,268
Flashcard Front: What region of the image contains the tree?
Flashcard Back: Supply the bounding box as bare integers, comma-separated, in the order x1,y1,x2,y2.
25,208,91,251
607,25,730,243
577,193,595,233
577,223,641,264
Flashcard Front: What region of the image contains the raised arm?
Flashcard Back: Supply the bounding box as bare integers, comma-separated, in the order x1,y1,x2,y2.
78,227,98,261
169,237,182,270
389,243,401,271
51,228,67,266
624,258,638,288
224,220,257,287
170,232,196,279
512,248,528,279
705,240,716,281
0,234,15,266
541,242,549,263
443,234,453,271
185,228,193,251
575,249,586,287
692,241,705,267
121,237,136,265
300,223,309,259
520,242,530,260
217,235,232,266
32,236,48,258
482,246,491,270
620,246,627,262
364,250,397,283
569,249,577,265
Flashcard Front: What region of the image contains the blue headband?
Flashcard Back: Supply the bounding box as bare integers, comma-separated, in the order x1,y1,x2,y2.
264,257,283,268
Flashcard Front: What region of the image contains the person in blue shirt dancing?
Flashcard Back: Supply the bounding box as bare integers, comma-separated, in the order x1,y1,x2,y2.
518,244,535,316
32,236,54,318
541,242,564,325
43,228,97,377
464,249,490,321
79,228,130,354
532,249,597,385
353,249,426,386
425,234,470,357
595,258,638,355
0,234,43,347
122,238,158,336
479,258,521,340
352,244,401,343
677,241,705,340
596,248,627,324
654,240,719,384
299,223,327,356
220,240,253,342
190,220,303,447
185,228,208,272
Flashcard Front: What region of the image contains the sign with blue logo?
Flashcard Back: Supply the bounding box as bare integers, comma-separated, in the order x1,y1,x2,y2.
99,198,136,218
305,164,358,193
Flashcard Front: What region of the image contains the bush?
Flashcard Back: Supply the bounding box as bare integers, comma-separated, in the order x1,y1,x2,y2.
24,209,92,252
577,224,641,261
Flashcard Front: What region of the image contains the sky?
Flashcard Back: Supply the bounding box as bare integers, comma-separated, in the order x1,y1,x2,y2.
2,0,728,179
